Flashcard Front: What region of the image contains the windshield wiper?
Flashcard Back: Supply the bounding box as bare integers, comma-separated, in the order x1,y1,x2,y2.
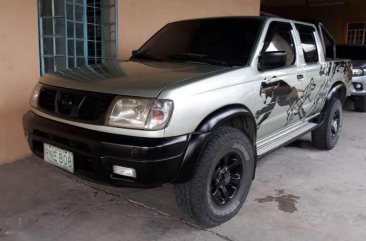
168,53,233,67
130,50,165,61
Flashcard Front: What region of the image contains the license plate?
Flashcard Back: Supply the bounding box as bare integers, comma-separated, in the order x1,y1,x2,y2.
44,143,74,173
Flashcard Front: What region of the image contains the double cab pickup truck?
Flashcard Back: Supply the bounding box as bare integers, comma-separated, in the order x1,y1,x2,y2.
23,17,352,227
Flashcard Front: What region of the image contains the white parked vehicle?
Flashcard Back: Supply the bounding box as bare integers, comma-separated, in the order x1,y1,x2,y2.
337,44,366,112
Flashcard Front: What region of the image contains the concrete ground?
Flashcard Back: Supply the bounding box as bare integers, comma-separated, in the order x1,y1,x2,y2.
1,108,366,241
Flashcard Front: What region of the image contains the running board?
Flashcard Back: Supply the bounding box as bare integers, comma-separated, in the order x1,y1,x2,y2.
256,122,318,157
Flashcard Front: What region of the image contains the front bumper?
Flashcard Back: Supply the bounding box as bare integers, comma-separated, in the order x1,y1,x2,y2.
23,111,189,187
350,75,366,96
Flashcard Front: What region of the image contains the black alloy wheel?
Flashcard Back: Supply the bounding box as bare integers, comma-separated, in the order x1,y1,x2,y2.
210,153,243,206
330,109,341,139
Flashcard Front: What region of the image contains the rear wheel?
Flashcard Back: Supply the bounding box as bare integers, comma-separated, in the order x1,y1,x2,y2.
354,96,366,112
312,98,343,150
174,127,254,228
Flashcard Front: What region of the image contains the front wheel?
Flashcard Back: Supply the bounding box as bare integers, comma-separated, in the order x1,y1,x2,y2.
312,98,343,150
174,127,254,228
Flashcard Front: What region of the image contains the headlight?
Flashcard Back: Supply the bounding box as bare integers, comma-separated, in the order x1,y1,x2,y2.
106,97,174,130
30,83,42,108
352,68,364,76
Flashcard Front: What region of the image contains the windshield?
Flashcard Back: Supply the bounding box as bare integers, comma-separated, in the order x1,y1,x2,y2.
132,18,264,66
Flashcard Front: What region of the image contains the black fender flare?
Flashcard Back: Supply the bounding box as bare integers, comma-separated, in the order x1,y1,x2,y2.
326,82,347,104
173,105,257,183
323,82,347,114
316,82,347,125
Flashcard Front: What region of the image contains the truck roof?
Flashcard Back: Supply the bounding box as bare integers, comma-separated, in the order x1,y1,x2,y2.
168,16,315,26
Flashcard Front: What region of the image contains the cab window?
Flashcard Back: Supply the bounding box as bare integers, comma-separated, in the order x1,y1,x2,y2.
322,26,336,60
296,24,319,63
262,22,296,67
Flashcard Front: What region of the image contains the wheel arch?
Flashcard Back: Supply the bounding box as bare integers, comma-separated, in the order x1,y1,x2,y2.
314,81,347,125
326,81,347,104
195,104,257,143
173,104,257,183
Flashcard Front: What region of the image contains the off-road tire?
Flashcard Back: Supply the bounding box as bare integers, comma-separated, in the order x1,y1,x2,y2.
174,127,254,228
354,96,366,112
312,98,343,150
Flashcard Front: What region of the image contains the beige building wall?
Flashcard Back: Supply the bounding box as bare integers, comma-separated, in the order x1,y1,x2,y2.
0,0,40,164
0,0,260,164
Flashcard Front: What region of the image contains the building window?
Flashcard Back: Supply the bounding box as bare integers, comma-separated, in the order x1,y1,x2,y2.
346,22,366,45
38,0,118,74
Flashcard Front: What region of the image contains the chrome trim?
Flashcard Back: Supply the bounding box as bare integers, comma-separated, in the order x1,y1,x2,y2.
257,114,319,145
31,108,165,138
257,121,318,157
256,114,320,156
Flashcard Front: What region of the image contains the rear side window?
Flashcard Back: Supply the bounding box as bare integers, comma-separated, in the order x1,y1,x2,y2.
262,21,296,67
296,24,319,63
322,26,336,60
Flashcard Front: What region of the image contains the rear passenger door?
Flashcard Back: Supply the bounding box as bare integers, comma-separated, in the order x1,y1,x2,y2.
254,21,305,139
294,23,324,116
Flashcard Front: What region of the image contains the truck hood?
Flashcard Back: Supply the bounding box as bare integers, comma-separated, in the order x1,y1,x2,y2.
41,61,231,98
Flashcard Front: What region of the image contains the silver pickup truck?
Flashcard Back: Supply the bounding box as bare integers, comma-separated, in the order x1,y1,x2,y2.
23,17,352,227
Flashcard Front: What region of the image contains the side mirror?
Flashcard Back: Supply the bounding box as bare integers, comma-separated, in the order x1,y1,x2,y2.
259,51,287,71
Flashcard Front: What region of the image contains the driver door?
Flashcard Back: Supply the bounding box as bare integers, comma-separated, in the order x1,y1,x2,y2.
254,21,305,139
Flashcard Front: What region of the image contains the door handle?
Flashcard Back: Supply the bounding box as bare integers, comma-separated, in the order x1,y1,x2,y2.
264,79,275,84
297,74,304,80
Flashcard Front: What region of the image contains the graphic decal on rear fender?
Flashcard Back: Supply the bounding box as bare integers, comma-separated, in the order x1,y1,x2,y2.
307,61,352,116
255,61,352,130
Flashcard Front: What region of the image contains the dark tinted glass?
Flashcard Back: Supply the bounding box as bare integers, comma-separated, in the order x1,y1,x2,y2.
322,28,335,60
135,19,263,66
263,22,296,66
54,0,66,17
296,24,319,63
41,0,52,16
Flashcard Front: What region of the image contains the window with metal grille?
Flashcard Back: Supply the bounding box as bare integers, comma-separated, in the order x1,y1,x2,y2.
346,22,366,45
38,0,118,74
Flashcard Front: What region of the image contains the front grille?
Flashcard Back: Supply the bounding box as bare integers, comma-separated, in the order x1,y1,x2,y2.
78,95,113,121
38,86,115,124
39,88,57,112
